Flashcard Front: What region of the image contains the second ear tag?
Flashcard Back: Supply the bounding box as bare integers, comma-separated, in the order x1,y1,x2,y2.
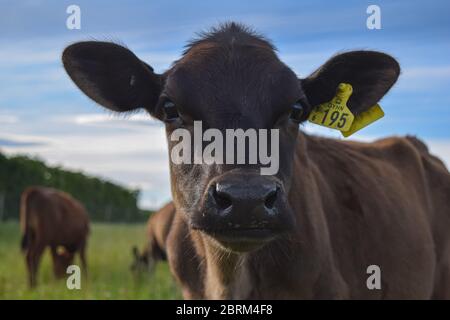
341,104,384,137
308,83,355,132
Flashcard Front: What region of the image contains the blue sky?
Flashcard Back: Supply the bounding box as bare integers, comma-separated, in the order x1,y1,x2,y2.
1,0,449,209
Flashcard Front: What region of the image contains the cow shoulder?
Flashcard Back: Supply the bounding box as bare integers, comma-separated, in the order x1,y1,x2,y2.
44,189,90,239
305,135,425,182
405,135,449,171
56,191,89,222
20,187,47,230
317,135,438,179
359,135,449,188
350,136,424,164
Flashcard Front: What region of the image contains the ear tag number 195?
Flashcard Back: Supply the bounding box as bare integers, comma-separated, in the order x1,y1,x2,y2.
308,83,355,132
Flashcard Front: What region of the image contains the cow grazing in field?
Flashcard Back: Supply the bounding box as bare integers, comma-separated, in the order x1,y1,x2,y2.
131,202,176,274
20,186,90,287
63,23,450,299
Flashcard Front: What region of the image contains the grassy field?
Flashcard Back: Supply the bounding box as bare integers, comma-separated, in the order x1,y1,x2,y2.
0,222,181,299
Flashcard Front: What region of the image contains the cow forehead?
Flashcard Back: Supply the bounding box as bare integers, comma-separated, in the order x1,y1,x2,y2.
164,44,300,127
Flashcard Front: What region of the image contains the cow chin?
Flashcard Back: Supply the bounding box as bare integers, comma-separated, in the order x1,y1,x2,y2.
203,228,279,253
190,200,295,253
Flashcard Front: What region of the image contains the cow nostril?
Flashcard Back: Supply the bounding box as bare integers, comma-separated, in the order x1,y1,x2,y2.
264,188,278,209
212,187,232,211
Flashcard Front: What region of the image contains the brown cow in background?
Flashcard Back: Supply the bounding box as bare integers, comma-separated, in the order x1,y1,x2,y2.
131,202,176,275
20,186,90,287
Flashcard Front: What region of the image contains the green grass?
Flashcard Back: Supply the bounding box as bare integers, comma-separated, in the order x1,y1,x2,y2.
0,222,181,299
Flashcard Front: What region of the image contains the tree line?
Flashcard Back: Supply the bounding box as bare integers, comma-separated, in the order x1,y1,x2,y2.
0,151,150,222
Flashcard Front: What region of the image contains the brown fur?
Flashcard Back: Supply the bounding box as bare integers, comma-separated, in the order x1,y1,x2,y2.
165,134,450,299
147,202,176,261
20,186,90,287
131,202,176,274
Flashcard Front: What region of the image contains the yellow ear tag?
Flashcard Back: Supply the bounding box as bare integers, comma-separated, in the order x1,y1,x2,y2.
56,246,67,255
308,83,355,132
341,104,384,137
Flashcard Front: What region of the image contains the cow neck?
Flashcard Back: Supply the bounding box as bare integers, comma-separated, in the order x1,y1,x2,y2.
192,233,242,299
289,132,351,298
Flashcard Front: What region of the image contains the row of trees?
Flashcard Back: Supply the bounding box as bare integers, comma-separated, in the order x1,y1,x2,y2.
0,151,149,222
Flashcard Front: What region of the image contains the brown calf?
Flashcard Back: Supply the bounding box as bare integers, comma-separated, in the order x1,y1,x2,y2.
131,202,176,274
62,23,450,299
20,187,89,287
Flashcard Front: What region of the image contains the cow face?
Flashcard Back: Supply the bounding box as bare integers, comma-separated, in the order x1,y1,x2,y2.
62,23,399,253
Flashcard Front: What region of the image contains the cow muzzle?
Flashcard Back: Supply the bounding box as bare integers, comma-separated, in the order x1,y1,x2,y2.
192,171,294,252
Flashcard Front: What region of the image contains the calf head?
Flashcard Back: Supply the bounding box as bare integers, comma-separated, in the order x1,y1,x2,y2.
63,23,399,253
130,241,165,275
53,246,75,278
130,246,154,275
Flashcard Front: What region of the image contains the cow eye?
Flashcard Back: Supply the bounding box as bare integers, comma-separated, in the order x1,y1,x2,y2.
289,101,306,123
163,100,179,122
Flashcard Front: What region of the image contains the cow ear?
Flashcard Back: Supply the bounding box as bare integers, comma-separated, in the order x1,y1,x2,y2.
301,51,400,115
62,41,162,115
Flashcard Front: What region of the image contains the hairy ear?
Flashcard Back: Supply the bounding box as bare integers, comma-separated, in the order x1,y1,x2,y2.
301,51,400,115
62,41,162,113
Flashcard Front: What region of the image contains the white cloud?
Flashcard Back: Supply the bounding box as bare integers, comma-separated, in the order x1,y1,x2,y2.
139,52,179,73
427,140,450,169
0,49,59,67
0,132,52,147
68,112,157,126
0,114,18,124
402,66,450,79
280,51,334,76
1,115,171,209
397,65,450,91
